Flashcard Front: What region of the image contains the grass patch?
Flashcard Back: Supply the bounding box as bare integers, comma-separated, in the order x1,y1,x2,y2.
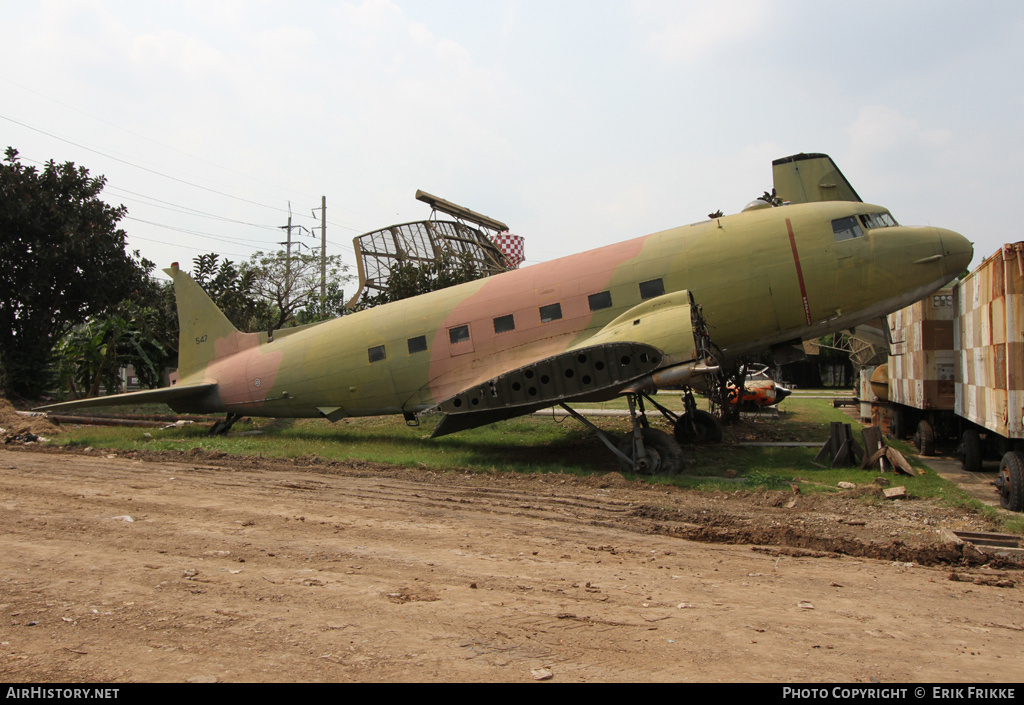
46,396,1023,533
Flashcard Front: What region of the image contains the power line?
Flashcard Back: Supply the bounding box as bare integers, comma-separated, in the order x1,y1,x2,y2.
129,234,251,260
0,112,290,214
0,74,319,203
0,74,382,223
123,216,280,248
3,116,429,266
18,149,361,258
105,186,282,230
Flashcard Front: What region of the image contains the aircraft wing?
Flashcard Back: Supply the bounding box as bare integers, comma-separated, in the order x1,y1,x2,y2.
430,290,716,437
35,383,218,413
772,153,863,204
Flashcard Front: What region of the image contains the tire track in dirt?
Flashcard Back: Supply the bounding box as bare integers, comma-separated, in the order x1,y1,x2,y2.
4,447,1016,570
2,446,1023,682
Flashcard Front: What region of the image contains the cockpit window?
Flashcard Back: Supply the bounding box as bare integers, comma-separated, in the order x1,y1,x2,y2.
831,216,863,241
858,212,898,230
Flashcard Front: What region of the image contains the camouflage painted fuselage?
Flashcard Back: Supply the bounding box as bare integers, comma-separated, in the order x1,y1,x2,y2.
161,200,969,425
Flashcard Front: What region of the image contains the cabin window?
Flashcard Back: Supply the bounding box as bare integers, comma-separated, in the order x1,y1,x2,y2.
539,303,562,323
639,278,664,300
831,216,864,241
407,335,427,354
493,314,515,334
449,325,470,344
368,345,387,363
588,291,612,311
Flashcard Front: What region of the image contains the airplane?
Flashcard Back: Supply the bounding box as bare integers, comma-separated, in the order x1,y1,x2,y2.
726,364,792,410
37,153,972,475
730,378,792,408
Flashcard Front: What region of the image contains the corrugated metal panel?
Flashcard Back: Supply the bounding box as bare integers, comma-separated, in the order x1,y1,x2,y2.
859,368,875,422
954,243,1024,438
887,287,955,411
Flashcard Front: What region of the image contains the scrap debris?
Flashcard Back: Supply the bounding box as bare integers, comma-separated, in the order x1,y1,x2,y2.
0,399,60,444
813,422,864,468
857,424,919,476
814,422,919,478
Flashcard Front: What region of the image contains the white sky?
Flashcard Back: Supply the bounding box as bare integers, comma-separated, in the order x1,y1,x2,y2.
3,0,1022,282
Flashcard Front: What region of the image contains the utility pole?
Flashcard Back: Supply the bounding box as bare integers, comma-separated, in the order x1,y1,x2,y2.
311,197,327,299
320,196,327,299
280,204,292,313
279,202,297,312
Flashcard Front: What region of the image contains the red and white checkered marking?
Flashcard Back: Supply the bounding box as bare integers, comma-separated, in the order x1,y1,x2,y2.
491,231,525,269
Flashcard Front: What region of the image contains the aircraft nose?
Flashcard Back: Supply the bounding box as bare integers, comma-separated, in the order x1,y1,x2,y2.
773,384,792,405
937,228,973,276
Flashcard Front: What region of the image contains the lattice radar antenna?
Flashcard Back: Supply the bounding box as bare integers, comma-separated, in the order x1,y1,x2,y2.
347,190,524,308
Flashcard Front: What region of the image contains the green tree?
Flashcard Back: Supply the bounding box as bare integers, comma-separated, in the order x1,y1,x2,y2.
191,253,275,333
294,280,349,325
51,254,275,400
361,250,481,307
53,300,168,399
243,249,350,329
0,148,153,399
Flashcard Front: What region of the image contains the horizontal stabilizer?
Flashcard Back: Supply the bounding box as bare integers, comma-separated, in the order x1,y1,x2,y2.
35,383,218,413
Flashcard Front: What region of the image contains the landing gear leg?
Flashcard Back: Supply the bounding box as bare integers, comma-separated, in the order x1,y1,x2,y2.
619,394,684,474
559,394,684,475
710,362,745,427
209,413,243,436
665,389,723,445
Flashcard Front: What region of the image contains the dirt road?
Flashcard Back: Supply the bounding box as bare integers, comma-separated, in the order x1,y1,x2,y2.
1,446,1022,683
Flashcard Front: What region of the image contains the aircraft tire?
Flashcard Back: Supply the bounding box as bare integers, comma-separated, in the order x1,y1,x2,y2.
673,410,723,445
960,429,983,473
997,452,1024,512
617,429,684,476
914,420,935,457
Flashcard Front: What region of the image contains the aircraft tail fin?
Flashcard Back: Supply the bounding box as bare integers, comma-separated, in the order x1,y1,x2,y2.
164,262,252,381
772,153,863,204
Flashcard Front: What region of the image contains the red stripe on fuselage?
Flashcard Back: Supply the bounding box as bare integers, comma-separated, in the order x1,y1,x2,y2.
786,218,813,326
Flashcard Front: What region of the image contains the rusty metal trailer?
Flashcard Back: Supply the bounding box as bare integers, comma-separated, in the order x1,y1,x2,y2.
883,242,1024,511
884,285,956,451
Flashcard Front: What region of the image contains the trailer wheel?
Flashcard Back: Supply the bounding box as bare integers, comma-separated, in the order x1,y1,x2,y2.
914,420,935,457
960,429,983,473
997,452,1024,512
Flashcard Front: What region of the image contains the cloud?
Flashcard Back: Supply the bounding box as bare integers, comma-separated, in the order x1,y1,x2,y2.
848,106,952,155
634,0,771,65
843,105,955,200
